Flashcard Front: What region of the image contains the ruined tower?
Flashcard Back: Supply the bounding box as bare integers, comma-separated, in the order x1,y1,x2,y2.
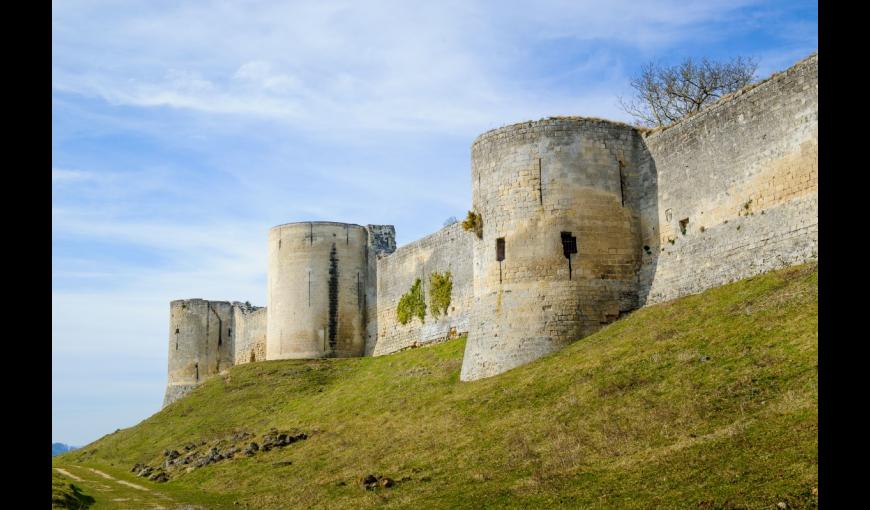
460,118,648,381
163,299,235,406
266,221,394,359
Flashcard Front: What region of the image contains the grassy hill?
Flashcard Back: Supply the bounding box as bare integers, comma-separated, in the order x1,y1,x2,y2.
53,263,818,509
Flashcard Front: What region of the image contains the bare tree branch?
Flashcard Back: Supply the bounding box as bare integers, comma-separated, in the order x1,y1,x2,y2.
619,56,758,127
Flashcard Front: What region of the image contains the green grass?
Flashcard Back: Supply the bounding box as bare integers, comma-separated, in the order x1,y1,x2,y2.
52,471,96,509
53,263,818,509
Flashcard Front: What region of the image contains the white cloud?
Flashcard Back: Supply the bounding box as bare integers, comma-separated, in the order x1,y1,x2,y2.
51,0,815,446
51,0,771,136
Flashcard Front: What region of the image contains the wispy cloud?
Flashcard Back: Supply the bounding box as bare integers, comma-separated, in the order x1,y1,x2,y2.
51,0,778,136
52,0,817,445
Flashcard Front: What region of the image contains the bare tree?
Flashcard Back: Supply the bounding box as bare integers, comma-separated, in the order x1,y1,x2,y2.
618,56,758,127
443,216,458,227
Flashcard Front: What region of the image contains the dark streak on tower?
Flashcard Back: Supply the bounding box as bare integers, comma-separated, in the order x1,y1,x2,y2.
327,243,339,355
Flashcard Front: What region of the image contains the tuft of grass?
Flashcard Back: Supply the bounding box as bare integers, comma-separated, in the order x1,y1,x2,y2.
54,264,817,509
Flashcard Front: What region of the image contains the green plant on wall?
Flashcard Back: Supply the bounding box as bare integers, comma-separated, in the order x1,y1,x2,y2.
429,271,453,318
461,210,483,239
397,278,426,325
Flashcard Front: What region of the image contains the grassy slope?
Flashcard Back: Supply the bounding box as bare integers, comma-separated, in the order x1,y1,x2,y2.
53,264,818,509
52,471,96,509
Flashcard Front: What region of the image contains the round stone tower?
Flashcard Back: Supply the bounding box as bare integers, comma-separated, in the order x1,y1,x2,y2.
267,221,370,359
164,299,235,406
460,118,645,381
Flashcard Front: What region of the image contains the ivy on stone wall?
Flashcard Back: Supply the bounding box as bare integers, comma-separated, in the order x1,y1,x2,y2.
429,271,453,318
397,278,426,325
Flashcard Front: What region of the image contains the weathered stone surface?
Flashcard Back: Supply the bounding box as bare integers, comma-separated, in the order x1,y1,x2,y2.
163,299,267,407
266,222,385,360
460,117,646,381
159,53,817,393
233,305,266,365
370,222,474,356
639,53,817,305
460,53,817,381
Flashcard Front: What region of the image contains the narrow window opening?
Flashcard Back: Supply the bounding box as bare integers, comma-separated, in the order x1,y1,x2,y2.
228,328,232,337
679,218,689,236
538,158,543,205
618,160,626,207
175,327,179,350
308,270,311,307
195,363,199,382
561,232,578,279
496,237,505,283
278,239,282,249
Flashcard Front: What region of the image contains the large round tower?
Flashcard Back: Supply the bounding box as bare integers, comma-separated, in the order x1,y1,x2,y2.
460,118,646,381
266,221,370,359
164,299,235,406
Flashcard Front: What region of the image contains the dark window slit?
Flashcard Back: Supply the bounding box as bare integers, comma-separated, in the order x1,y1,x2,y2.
561,231,577,279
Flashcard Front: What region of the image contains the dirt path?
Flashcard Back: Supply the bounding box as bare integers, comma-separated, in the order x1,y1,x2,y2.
55,464,183,508
86,467,115,480
84,467,151,491
54,467,84,482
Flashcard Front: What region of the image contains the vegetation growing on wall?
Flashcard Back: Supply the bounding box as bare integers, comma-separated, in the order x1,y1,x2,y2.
428,271,453,318
461,210,483,239
397,278,426,325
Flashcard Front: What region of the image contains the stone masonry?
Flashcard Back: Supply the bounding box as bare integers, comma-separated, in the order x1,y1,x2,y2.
370,222,473,356
163,52,818,402
459,118,648,381
638,53,818,304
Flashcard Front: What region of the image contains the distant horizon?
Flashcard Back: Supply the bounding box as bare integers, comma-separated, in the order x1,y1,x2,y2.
52,0,818,447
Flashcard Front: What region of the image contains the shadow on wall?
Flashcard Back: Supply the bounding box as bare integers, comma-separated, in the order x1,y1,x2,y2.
631,132,660,308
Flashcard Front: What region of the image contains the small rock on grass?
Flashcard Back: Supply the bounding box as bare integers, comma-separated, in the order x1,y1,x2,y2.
359,474,398,490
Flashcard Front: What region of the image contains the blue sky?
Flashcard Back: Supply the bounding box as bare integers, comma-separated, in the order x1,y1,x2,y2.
52,0,817,446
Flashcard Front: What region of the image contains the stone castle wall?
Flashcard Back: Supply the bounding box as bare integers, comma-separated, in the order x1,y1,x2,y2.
232,304,267,364
639,53,818,304
163,53,818,396
459,118,648,381
365,225,397,355
370,222,474,356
